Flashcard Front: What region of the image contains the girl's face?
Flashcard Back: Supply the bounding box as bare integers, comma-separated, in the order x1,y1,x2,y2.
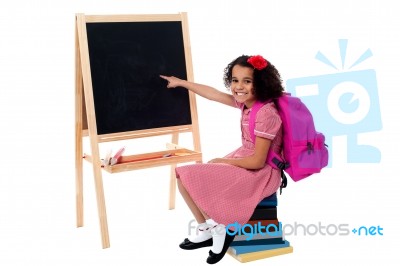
230,65,256,108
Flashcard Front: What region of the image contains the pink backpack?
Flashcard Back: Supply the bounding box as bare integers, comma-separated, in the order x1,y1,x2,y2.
249,93,328,188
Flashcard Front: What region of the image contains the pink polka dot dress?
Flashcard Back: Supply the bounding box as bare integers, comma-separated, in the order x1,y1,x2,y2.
176,102,282,226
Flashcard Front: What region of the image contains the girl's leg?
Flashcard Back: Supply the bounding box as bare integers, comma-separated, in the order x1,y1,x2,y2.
177,177,233,261
177,178,207,223
177,178,213,246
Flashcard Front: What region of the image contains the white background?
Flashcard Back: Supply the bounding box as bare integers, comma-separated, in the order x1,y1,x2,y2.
1,0,399,265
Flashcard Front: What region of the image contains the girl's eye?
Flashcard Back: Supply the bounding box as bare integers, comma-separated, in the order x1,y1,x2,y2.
244,80,252,84
231,79,238,83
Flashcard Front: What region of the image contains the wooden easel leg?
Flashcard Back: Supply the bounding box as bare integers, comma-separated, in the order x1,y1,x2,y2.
76,14,110,248
75,22,84,228
168,133,179,210
92,168,110,248
76,140,84,227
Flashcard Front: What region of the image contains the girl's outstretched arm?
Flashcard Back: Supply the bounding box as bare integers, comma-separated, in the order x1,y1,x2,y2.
160,75,235,107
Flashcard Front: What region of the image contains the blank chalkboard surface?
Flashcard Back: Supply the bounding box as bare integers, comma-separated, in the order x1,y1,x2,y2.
85,21,191,135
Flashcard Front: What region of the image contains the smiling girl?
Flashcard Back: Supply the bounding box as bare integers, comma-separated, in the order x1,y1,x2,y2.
160,55,284,264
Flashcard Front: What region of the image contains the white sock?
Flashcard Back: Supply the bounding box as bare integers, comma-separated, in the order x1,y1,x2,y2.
188,222,212,243
206,218,218,227
210,223,226,254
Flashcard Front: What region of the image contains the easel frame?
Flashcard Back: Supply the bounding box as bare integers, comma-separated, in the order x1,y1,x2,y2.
75,13,202,248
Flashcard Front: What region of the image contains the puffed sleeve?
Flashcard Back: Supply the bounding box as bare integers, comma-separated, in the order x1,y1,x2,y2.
254,104,282,140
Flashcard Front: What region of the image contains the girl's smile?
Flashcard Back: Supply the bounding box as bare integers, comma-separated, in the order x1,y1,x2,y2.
230,65,256,108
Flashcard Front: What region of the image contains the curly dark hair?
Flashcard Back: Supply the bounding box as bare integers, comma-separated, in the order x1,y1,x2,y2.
223,55,284,102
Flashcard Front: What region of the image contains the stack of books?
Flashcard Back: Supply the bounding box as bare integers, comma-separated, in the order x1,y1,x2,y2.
227,193,293,263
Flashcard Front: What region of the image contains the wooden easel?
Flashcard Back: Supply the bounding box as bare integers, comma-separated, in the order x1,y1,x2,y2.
75,13,202,248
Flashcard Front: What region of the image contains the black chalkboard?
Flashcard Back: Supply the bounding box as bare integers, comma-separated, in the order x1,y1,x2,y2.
85,21,191,135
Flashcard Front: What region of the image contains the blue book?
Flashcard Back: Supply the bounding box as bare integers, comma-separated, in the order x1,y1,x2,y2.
257,193,278,207
250,207,277,220
228,240,290,255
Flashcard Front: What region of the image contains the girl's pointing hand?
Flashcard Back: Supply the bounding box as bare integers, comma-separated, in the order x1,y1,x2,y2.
160,75,183,88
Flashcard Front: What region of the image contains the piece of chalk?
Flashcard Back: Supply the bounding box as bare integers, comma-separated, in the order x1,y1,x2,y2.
174,152,192,156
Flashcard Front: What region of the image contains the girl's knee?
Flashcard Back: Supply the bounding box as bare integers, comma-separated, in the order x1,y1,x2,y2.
177,179,187,195
177,178,183,188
